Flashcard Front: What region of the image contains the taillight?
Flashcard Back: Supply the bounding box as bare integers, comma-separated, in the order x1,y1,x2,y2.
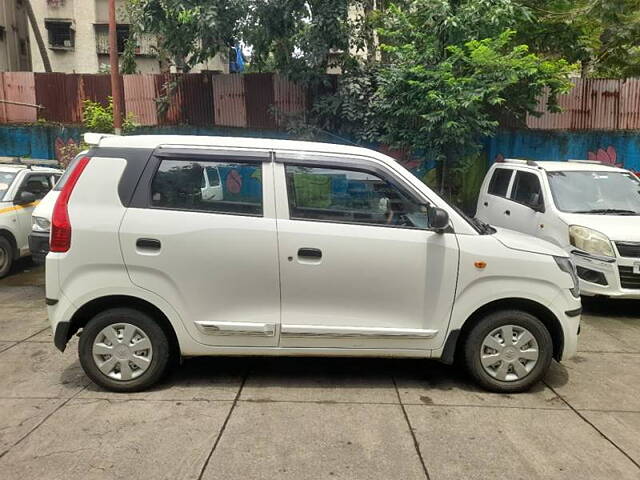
50,156,90,253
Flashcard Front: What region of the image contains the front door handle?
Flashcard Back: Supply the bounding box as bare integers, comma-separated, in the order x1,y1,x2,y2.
504,210,511,216
136,238,161,251
298,248,322,259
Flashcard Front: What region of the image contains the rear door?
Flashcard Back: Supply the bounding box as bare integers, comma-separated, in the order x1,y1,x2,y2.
273,152,459,351
119,148,281,347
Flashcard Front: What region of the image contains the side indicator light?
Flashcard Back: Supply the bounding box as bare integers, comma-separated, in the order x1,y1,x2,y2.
474,261,487,269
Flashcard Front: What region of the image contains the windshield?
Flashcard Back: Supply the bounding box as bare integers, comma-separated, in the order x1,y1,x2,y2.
0,171,18,200
547,170,640,215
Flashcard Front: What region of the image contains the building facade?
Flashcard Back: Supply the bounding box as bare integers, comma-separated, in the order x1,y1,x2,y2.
28,0,227,74
0,0,32,71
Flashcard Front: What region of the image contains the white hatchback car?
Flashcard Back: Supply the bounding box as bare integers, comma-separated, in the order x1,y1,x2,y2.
477,159,640,298
46,135,580,393
0,164,61,277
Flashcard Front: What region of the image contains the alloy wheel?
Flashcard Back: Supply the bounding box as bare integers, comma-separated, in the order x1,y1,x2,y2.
480,324,539,382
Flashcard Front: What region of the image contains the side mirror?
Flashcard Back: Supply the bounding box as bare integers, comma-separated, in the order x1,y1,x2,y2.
15,191,36,205
528,193,545,213
428,207,449,232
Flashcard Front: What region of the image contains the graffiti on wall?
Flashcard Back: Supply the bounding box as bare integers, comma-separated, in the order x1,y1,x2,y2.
587,146,620,167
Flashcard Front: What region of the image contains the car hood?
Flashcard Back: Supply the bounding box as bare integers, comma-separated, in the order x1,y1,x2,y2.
493,227,567,257
32,190,59,221
557,212,640,242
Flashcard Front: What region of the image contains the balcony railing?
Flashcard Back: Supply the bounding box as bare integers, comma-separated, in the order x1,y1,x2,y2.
95,29,157,57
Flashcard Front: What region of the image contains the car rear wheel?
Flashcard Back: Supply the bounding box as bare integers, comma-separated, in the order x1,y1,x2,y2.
78,308,171,392
0,236,14,279
464,310,553,393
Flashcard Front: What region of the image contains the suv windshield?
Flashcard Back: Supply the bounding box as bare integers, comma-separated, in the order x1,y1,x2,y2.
547,170,640,215
0,171,18,200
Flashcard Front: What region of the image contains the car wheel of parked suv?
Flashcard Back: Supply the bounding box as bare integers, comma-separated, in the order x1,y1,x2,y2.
0,236,13,279
464,310,553,393
78,308,171,392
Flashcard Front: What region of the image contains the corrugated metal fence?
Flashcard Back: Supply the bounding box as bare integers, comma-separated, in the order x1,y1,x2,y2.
0,72,308,129
1,73,640,131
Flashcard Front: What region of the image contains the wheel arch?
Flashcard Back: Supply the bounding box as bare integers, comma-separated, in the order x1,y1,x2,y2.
63,295,180,359
444,297,564,364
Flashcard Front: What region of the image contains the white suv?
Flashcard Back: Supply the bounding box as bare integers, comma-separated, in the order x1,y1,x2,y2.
477,159,640,298
47,135,580,393
0,164,61,277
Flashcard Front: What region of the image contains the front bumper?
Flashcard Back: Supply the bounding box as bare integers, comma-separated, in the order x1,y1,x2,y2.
28,231,50,264
571,251,640,299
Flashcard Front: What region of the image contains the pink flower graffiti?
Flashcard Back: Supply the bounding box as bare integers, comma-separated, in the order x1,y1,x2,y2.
587,146,619,167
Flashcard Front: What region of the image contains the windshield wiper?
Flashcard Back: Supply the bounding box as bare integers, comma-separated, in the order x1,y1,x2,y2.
572,208,639,215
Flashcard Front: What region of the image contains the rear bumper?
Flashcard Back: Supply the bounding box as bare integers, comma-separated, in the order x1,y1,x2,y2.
28,231,50,263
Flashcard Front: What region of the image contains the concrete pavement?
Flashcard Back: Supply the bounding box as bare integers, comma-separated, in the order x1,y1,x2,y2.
0,261,639,479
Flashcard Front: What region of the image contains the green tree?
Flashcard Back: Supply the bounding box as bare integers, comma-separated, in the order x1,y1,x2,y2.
126,0,246,72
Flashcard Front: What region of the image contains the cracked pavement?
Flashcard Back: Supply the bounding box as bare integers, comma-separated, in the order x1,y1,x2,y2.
0,261,639,479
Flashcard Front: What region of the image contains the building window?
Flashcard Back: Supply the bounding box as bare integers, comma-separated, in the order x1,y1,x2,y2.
19,39,28,56
0,26,6,42
94,24,130,55
45,20,74,49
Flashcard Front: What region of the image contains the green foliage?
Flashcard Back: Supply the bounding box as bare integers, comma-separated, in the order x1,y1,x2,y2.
120,31,139,74
126,0,245,72
82,98,137,134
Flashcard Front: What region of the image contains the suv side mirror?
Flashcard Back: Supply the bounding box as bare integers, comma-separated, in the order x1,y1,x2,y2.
15,191,37,205
428,207,449,232
528,192,545,213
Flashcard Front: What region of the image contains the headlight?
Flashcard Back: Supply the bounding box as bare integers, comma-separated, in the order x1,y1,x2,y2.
569,225,614,258
32,216,50,233
554,256,580,298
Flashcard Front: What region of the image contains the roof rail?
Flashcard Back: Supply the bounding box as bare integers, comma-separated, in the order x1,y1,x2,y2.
84,132,116,146
502,158,539,167
568,159,603,165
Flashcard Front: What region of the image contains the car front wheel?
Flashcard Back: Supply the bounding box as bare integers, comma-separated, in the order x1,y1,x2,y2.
0,236,14,279
78,308,171,392
464,310,553,393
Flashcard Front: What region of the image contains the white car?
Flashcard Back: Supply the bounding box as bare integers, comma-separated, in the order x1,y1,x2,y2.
0,164,61,277
46,134,580,393
477,159,640,298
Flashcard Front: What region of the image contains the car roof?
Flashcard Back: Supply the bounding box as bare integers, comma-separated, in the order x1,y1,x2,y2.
97,135,389,161
496,160,629,173
0,164,62,174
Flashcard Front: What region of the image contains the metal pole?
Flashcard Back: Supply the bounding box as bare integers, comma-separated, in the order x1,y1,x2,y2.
25,0,52,72
109,0,123,134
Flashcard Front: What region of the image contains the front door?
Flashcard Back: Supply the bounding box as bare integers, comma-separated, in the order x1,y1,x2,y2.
274,155,459,351
14,172,56,254
119,150,281,347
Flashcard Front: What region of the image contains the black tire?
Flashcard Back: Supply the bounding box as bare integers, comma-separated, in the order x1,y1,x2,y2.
464,310,553,393
0,236,14,279
78,308,171,392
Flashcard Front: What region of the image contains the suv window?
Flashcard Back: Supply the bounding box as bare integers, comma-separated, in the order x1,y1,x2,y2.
488,168,513,197
0,171,18,199
151,159,263,216
511,171,542,205
285,165,428,228
18,174,53,200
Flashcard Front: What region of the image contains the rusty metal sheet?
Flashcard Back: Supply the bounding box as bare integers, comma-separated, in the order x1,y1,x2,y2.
123,74,158,126
0,72,37,123
213,74,246,127
620,78,640,130
80,74,112,106
244,73,276,129
590,79,620,130
35,72,82,123
182,73,215,125
273,75,307,127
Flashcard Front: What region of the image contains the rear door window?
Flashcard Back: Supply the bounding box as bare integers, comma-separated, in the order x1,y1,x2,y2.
488,168,513,197
150,159,263,216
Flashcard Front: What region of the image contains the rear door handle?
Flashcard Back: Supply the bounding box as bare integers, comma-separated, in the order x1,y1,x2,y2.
298,248,322,259
136,238,161,250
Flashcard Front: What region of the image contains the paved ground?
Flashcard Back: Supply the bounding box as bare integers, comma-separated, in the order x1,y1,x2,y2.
0,261,639,480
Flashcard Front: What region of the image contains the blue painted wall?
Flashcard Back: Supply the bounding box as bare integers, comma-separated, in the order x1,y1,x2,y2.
2,125,640,174
487,130,640,172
